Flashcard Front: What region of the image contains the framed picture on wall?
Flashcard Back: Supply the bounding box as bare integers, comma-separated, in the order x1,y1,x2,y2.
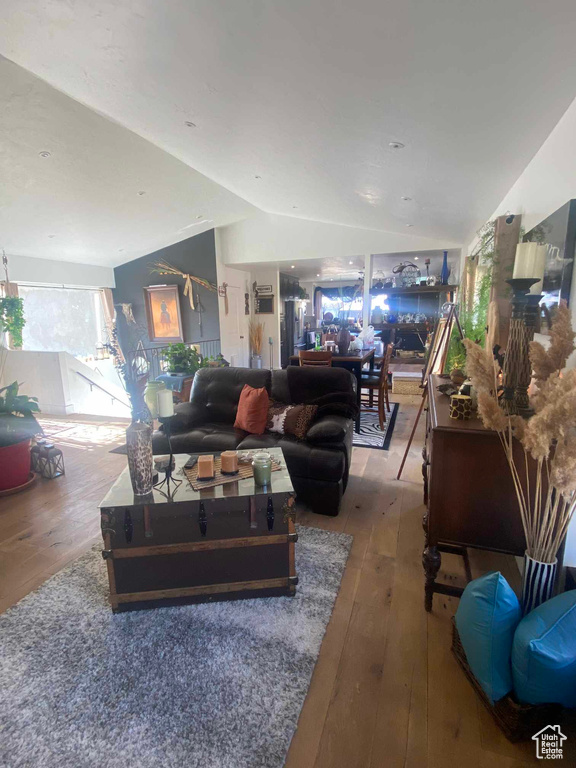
255,295,275,314
144,285,183,342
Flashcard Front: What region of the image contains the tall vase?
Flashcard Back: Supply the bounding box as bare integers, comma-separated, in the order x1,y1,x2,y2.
337,327,351,355
440,250,450,285
521,552,557,615
126,420,154,496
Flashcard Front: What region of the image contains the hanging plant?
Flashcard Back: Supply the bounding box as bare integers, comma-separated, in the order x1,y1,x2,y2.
0,296,25,349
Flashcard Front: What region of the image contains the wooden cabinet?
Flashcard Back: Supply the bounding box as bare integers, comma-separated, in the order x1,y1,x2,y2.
422,375,528,611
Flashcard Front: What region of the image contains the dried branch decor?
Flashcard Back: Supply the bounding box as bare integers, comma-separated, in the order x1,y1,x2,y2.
249,320,264,356
149,261,217,310
464,306,576,563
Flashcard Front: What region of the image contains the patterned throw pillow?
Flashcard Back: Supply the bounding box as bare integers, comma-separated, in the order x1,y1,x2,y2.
267,402,318,440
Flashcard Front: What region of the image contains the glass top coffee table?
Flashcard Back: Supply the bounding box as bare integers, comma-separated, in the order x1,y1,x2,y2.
98,448,297,612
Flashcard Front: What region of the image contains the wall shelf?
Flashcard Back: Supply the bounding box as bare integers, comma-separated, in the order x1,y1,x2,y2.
370,284,458,296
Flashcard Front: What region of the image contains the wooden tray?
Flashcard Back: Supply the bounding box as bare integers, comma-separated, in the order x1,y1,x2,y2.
184,455,282,491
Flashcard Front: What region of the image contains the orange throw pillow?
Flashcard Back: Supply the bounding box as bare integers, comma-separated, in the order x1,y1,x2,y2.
234,384,270,434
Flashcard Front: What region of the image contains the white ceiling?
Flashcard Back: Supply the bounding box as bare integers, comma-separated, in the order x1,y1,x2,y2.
0,0,576,264
0,56,258,266
2,1,576,263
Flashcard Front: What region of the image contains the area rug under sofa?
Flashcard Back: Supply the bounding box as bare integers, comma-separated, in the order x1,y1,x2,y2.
0,525,351,768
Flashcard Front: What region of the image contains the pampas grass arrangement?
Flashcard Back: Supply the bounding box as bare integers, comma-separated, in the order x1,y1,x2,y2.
249,320,264,356
464,306,576,564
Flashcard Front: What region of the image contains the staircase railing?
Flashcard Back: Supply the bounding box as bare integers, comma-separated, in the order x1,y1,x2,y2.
75,371,130,408
126,339,221,381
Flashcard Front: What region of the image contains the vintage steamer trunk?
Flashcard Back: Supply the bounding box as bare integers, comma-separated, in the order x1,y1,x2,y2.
99,449,297,612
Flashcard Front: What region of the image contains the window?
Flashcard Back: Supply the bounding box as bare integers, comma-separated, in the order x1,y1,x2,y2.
19,285,104,357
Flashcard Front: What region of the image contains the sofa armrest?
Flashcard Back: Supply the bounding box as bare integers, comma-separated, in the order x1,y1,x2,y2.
306,415,352,444
165,401,205,433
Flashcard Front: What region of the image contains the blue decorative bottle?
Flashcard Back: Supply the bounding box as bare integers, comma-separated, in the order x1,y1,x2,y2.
440,250,450,285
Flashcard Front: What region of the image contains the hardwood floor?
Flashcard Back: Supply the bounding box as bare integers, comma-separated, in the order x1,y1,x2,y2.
0,404,572,766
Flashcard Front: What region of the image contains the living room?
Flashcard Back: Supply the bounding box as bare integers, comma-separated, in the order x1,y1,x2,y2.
2,2,576,766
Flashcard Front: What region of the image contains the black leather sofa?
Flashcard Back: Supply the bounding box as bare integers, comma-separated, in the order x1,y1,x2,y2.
152,366,355,516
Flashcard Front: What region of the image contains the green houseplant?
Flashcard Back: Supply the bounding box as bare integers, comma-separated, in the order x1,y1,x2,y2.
163,343,206,375
0,296,25,349
0,381,41,491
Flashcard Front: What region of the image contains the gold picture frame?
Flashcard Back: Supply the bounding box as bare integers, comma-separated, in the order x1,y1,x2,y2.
144,285,183,342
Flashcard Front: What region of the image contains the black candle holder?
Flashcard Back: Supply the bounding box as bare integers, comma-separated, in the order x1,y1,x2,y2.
153,415,182,498
501,278,541,416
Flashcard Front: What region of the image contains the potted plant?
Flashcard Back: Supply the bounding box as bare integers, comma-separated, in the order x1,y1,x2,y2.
0,381,41,491
0,296,25,349
464,306,576,613
163,343,206,375
249,320,264,368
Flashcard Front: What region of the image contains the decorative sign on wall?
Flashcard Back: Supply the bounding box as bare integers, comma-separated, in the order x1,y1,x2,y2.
255,284,273,295
218,283,229,315
255,295,275,314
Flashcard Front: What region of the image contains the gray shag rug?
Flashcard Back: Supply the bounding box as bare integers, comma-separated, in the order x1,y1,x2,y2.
0,525,351,768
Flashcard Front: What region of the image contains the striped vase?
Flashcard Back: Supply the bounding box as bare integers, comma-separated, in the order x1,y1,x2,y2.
521,553,557,615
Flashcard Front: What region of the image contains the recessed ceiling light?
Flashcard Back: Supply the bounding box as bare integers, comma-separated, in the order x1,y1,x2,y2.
39,150,51,158
414,256,419,260
349,260,353,265
389,141,405,150
184,121,196,128
406,224,414,227
330,278,334,281
291,265,295,269
137,190,146,196
316,274,320,277
401,196,412,201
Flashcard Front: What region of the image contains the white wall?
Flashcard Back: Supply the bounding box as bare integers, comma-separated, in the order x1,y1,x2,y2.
8,253,115,288
467,93,576,567
219,212,461,267
251,267,281,368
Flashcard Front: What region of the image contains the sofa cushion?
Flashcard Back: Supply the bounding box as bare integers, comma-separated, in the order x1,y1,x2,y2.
267,402,318,440
238,432,345,481
191,367,271,424
153,422,247,455
234,384,270,434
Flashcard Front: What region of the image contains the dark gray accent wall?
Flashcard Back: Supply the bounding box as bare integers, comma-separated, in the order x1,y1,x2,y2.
113,229,219,354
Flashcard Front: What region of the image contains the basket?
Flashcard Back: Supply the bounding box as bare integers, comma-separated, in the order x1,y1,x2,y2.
391,372,422,395
451,619,562,742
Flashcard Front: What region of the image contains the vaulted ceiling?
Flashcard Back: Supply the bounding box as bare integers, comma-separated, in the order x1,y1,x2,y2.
2,0,576,266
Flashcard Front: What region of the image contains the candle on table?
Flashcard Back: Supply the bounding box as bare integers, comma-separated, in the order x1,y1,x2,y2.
513,242,547,294
157,388,175,418
221,450,238,474
197,454,215,480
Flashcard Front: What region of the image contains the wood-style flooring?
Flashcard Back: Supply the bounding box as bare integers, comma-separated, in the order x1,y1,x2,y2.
0,404,572,766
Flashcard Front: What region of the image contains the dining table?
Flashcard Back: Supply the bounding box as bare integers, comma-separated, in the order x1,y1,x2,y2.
288,349,375,433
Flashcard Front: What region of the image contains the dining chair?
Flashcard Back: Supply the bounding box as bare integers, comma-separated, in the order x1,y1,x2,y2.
298,350,333,367
360,343,393,429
